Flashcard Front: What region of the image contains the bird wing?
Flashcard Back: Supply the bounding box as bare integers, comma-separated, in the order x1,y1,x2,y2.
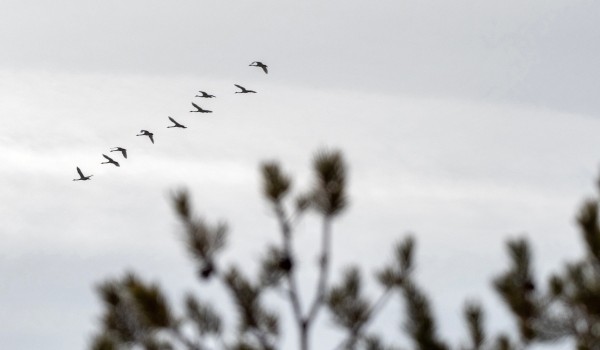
140,130,148,134
262,66,268,74
234,84,244,90
77,167,84,177
169,117,184,126
191,102,200,110
122,149,127,159
149,134,154,144
198,91,206,96
102,154,114,161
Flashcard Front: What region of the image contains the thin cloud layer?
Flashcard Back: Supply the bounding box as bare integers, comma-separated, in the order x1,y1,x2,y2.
0,69,596,348
1,1,598,112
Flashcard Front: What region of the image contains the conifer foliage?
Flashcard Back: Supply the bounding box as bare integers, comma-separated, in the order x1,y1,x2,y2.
90,150,600,349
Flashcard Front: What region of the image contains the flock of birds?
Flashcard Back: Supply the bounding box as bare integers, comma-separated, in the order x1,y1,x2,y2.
72,61,268,181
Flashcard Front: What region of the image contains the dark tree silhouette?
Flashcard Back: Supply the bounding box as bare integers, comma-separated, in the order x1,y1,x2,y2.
89,149,600,350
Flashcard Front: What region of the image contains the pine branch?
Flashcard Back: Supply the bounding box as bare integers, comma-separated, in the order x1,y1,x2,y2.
260,161,305,332
332,285,394,350
222,266,278,350
493,238,539,342
171,189,227,281
464,302,485,350
401,280,448,350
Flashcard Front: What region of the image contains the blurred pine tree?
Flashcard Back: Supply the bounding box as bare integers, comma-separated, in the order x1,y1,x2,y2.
90,149,600,350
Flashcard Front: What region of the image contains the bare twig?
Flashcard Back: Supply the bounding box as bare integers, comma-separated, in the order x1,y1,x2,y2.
307,217,333,325
274,204,305,322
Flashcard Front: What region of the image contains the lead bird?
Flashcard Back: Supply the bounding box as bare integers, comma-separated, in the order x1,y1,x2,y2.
234,84,256,94
101,154,120,167
73,167,93,181
167,116,186,129
195,91,215,98
249,61,268,74
190,102,212,113
136,130,154,144
110,147,127,159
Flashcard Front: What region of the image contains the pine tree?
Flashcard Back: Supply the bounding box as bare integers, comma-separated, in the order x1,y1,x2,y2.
89,149,600,349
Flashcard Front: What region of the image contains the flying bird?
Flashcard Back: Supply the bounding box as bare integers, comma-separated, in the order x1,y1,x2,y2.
167,116,187,129
137,130,154,144
190,102,213,113
249,61,268,74
73,167,93,181
234,84,256,94
101,154,120,167
110,147,127,159
195,91,215,98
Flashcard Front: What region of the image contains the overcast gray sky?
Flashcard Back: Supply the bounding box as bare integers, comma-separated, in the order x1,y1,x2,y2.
1,1,599,349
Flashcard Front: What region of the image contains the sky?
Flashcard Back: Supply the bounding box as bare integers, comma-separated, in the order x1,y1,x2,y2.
1,0,600,349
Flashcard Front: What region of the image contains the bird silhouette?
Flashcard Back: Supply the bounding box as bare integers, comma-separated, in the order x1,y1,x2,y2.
137,130,154,144
101,154,120,167
195,91,216,98
167,116,187,129
249,61,268,74
234,84,256,94
110,147,127,159
73,167,93,181
190,102,213,113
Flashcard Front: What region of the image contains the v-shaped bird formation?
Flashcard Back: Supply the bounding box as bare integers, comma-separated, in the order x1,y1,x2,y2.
73,61,268,181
